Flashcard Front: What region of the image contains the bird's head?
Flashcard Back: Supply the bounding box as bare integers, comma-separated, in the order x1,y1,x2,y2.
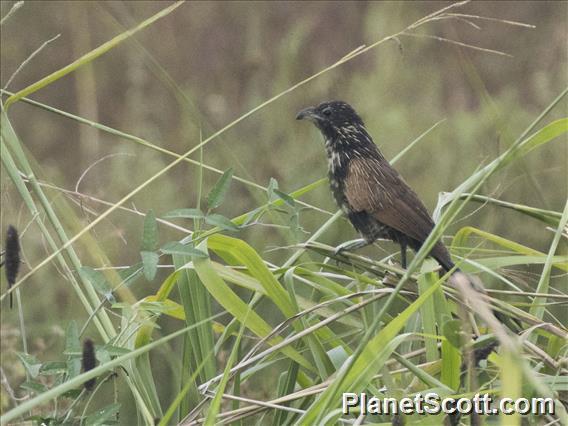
296,100,366,142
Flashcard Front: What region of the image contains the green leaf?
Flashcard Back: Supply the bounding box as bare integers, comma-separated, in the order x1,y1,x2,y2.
418,260,439,363
434,292,461,391
274,360,300,426
475,255,567,270
327,346,349,370
393,352,453,392
118,262,144,287
514,117,568,160
207,168,233,210
499,351,523,426
16,353,42,378
204,310,248,426
283,269,334,378
1,317,235,424
207,234,295,317
289,211,299,235
173,255,217,380
211,262,265,294
64,321,81,356
161,241,208,258
84,403,121,426
273,188,296,208
452,226,568,272
530,201,568,322
295,271,336,373
299,279,442,424
20,381,47,394
80,267,113,298
140,251,159,281
24,417,57,425
101,345,131,357
61,389,83,399
240,208,263,226
163,208,204,219
205,213,240,231
294,267,351,298
96,348,111,364
40,362,67,376
155,270,181,301
440,338,462,392
193,240,312,370
64,321,81,379
266,177,279,201
443,319,465,349
158,348,215,426
142,209,158,251
137,301,181,316
456,193,562,227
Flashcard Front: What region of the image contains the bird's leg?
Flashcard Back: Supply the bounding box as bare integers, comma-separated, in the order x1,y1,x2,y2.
400,243,407,269
334,238,370,256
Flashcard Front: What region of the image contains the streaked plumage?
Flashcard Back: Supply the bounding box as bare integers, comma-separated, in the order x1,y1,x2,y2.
297,100,454,271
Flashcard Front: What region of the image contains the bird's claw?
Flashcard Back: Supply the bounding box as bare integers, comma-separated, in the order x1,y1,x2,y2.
333,245,347,257
332,238,368,257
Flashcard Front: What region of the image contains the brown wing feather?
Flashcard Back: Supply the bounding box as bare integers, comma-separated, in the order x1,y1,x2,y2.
345,157,435,243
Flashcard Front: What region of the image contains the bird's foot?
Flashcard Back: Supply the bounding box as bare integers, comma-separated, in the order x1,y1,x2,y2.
333,238,369,256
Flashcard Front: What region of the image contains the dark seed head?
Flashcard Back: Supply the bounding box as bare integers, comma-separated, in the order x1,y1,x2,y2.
473,341,499,366
5,225,20,309
82,338,97,391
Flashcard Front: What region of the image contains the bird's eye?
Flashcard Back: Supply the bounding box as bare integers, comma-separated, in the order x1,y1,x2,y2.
322,108,332,117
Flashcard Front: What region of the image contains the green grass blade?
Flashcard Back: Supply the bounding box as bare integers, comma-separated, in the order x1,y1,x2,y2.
452,226,568,272
0,315,223,424
173,254,216,381
499,350,523,426
455,193,563,227
298,279,442,424
193,239,313,371
207,234,296,318
3,1,185,110
207,168,233,210
204,310,249,426
283,269,334,378
418,261,440,363
435,116,568,221
529,200,568,320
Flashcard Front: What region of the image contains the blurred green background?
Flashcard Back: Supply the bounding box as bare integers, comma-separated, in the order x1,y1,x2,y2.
1,0,566,418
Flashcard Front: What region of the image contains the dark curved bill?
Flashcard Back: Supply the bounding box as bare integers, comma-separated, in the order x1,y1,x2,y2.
296,106,318,121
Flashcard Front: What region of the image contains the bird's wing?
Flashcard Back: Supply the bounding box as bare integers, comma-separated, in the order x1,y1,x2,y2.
345,157,436,243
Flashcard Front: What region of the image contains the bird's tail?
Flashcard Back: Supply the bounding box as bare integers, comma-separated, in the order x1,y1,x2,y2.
447,268,521,333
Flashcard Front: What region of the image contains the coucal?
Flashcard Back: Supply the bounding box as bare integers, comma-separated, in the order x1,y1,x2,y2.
296,100,455,272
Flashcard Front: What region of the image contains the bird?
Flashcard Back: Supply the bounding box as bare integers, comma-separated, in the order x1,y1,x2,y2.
296,100,455,272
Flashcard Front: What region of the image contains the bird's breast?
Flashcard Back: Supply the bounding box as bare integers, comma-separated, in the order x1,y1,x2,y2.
325,143,349,176
326,146,352,214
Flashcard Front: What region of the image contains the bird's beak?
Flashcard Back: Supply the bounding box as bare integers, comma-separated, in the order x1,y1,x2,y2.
296,106,318,121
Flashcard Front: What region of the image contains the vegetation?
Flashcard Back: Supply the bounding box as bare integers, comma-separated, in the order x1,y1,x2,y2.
1,1,566,425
